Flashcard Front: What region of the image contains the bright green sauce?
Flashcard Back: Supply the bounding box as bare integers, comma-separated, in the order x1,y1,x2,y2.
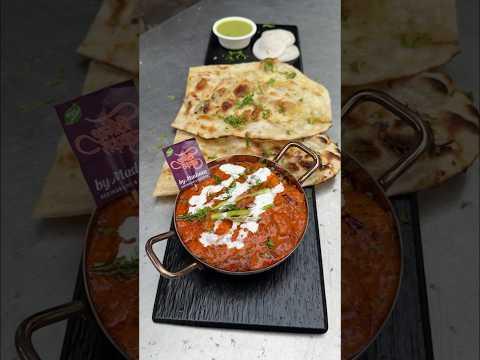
217,20,252,37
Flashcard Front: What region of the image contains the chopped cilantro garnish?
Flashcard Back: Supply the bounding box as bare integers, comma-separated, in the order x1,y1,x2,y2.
245,134,251,148
220,204,239,212
267,78,276,86
224,114,246,128
177,207,211,221
224,50,247,62
281,71,297,79
262,24,275,29
266,238,275,249
212,174,223,184
262,59,275,72
167,95,176,101
262,204,273,211
236,93,254,108
92,256,138,277
262,109,271,119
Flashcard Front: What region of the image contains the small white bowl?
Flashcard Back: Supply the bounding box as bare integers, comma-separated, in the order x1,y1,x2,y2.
213,16,257,50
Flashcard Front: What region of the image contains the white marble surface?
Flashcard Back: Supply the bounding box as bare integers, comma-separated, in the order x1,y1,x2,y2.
139,0,341,359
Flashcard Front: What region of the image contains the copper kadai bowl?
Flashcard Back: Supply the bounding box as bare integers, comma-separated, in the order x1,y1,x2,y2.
145,141,323,278
15,197,138,360
341,90,431,359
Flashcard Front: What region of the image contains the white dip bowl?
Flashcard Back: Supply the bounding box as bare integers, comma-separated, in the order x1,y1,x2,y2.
213,16,257,50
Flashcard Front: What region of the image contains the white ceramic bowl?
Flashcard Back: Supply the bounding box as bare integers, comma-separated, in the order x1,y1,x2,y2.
212,16,257,50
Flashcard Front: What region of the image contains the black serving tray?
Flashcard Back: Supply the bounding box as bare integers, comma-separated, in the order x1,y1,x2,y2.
204,23,302,70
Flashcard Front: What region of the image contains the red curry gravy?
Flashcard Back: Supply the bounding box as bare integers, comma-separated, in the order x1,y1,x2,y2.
86,196,139,359
176,160,307,272
341,176,401,359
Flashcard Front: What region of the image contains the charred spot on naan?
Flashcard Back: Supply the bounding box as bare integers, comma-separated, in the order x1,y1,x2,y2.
234,83,249,97
221,100,234,111
195,78,208,91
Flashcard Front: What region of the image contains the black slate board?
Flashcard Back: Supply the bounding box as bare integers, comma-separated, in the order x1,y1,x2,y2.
152,187,328,332
205,24,302,70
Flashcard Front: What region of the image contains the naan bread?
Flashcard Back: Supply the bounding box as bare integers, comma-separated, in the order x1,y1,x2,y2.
154,130,340,197
33,136,96,218
78,0,144,74
83,61,137,91
342,0,459,85
33,62,134,218
171,61,331,140
342,72,479,196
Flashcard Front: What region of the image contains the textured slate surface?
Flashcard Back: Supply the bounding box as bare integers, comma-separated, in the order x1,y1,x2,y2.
358,194,434,360
152,187,328,332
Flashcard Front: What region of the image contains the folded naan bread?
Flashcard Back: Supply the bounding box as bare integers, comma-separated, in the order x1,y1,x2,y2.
33,61,134,218
171,61,332,140
154,130,340,197
78,0,144,74
342,72,479,196
342,0,459,85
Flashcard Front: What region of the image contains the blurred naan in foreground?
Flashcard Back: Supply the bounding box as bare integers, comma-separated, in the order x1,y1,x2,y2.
154,130,340,197
78,0,144,74
171,61,331,140
342,0,459,85
34,61,134,218
342,72,479,196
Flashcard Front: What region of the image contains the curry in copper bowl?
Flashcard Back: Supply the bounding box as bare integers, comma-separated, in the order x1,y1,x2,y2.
175,159,308,272
146,141,321,278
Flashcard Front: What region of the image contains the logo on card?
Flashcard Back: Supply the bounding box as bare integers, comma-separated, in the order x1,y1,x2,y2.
162,138,210,190
55,80,139,207
64,103,82,125
165,147,174,157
